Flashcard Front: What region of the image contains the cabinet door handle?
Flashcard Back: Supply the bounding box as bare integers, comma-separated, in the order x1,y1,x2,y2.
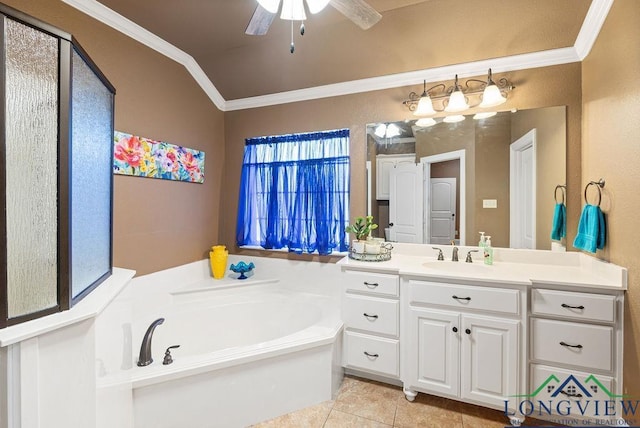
559,390,583,398
465,328,471,335
561,303,585,310
363,281,379,288
560,341,583,349
452,295,471,301
452,327,458,333
363,351,379,358
363,313,379,320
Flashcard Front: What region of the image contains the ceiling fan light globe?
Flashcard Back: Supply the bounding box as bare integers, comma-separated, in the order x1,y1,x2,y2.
479,84,507,108
257,0,281,14
306,0,331,14
281,0,307,20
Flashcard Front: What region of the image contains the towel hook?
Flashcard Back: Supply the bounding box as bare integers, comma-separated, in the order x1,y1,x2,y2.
554,184,566,204
584,178,605,207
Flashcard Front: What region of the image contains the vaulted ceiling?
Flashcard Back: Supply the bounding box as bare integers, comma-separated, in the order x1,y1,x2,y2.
92,0,593,102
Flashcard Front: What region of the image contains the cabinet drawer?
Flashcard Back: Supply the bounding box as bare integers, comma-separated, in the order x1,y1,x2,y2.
531,364,615,419
531,318,613,372
532,289,616,323
344,331,399,377
409,280,520,315
343,270,399,297
343,294,399,336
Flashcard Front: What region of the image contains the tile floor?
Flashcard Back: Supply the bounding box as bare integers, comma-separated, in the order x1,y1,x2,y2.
252,375,561,428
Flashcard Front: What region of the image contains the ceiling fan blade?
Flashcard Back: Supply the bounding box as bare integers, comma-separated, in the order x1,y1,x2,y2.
329,0,382,30
245,4,276,36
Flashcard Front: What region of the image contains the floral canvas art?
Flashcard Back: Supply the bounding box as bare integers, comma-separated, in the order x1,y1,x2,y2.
113,131,205,183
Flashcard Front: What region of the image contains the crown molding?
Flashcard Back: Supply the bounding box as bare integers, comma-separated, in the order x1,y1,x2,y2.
61,0,226,110
224,47,580,111
63,0,610,112
574,0,614,60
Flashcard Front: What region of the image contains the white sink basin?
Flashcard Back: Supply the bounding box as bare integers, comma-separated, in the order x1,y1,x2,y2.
422,261,494,275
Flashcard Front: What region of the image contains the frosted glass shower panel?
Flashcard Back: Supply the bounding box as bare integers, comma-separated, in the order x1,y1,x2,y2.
70,48,113,299
4,18,59,318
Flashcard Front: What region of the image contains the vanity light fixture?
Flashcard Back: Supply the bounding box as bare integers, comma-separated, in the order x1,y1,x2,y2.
403,69,514,117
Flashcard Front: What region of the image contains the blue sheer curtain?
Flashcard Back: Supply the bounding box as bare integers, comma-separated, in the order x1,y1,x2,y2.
236,129,350,255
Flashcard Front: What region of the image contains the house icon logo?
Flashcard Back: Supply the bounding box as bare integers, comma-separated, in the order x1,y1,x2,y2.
514,374,624,399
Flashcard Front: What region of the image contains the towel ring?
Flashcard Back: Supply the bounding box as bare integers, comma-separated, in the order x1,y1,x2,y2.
554,185,566,204
584,179,605,207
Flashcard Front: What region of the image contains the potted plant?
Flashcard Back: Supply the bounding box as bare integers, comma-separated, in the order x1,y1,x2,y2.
345,216,378,253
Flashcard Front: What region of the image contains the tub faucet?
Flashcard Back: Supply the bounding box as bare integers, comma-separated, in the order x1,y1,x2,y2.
137,317,165,367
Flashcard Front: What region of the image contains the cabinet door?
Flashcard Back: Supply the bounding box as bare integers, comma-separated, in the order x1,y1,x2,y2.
406,307,460,397
376,157,396,200
461,315,519,407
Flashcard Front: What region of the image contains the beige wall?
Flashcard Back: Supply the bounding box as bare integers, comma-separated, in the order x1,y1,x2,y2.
582,0,640,398
223,64,582,258
4,0,226,275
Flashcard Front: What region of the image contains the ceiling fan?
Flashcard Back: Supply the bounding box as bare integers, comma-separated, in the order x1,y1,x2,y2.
246,0,382,52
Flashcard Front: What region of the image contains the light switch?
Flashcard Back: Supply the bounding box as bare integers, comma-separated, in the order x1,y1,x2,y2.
483,199,498,208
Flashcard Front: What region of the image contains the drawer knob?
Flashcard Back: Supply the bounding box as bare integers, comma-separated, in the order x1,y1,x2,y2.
452,327,458,333
559,390,583,399
363,281,379,288
452,295,471,301
363,313,379,320
465,328,471,335
559,341,583,349
561,303,585,310
363,351,379,358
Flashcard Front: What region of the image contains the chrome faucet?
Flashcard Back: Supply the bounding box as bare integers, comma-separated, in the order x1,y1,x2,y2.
137,317,165,367
450,240,459,262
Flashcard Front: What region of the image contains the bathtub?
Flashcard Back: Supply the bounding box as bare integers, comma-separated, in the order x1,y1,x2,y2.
95,256,344,428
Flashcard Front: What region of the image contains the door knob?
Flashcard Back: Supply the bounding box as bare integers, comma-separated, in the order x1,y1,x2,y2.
389,223,394,227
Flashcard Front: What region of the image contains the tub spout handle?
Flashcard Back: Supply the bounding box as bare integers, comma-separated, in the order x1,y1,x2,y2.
137,317,165,367
163,345,180,365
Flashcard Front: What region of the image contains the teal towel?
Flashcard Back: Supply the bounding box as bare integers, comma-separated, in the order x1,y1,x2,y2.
573,204,606,253
550,203,566,241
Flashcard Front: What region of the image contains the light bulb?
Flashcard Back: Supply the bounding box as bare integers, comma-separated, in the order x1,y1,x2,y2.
443,115,466,123
479,84,507,108
415,118,437,127
413,94,436,116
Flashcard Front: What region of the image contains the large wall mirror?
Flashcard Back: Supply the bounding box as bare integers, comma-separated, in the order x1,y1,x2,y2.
366,106,566,250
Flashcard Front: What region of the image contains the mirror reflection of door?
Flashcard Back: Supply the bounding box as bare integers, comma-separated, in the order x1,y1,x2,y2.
430,178,457,245
389,163,423,243
510,129,537,249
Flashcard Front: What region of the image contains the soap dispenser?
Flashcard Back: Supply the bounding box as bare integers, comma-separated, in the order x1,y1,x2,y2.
478,231,486,248
483,236,494,265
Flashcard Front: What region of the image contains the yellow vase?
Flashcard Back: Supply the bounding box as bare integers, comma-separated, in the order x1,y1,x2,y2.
209,245,228,279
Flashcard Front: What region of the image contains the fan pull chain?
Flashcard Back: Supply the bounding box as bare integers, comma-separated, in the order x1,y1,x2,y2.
290,20,295,53
300,22,305,36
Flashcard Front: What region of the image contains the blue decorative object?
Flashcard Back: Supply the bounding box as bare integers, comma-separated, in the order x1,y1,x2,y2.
230,261,255,280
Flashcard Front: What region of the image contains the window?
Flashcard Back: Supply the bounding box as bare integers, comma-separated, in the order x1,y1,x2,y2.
236,129,350,255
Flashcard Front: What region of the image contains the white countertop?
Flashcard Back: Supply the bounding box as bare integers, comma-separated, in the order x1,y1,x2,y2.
338,244,627,291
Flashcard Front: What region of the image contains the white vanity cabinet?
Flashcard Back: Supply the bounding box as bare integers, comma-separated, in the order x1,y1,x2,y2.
341,268,401,379
529,287,624,423
401,279,526,411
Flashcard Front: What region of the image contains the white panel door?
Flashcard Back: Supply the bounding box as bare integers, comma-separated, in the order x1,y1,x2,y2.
407,307,460,398
389,163,423,243
430,178,457,245
461,315,519,408
510,130,536,249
